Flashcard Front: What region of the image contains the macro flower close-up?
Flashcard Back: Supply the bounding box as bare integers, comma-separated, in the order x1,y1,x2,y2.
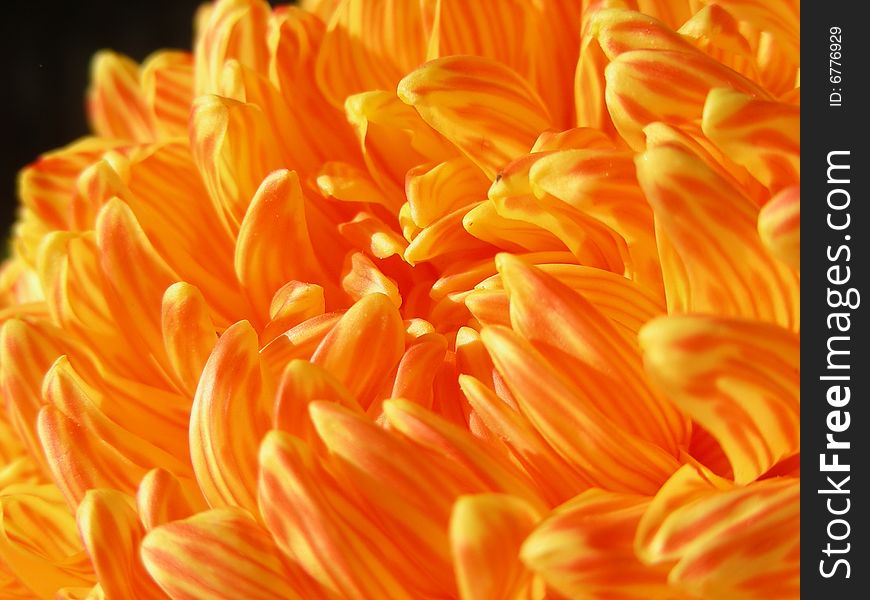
0,0,800,598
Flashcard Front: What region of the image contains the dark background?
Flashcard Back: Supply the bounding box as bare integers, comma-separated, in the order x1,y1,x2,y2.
0,1,203,241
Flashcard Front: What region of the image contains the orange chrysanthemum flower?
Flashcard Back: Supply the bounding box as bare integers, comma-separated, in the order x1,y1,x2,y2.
1,0,800,598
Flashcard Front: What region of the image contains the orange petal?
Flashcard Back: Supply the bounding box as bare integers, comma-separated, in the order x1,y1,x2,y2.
528,148,662,293
496,254,687,455
40,357,194,506
637,464,799,599
141,508,306,600
235,170,323,320
640,315,799,484
480,325,679,494
387,333,447,407
76,489,166,599
95,198,180,373
406,158,489,229
257,431,415,599
137,469,205,532
605,49,768,150
190,320,269,512
711,0,799,64
521,489,670,599
310,401,482,592
383,399,545,508
0,485,96,597
189,95,283,232
261,281,326,345
310,294,404,408
702,88,799,192
87,51,156,142
635,144,800,330
140,51,195,138
194,0,270,95
399,56,551,180
450,494,542,600
272,359,359,442
161,282,218,396
315,0,427,108
340,252,402,308
758,185,800,271
337,212,408,260
459,374,590,505
0,318,64,469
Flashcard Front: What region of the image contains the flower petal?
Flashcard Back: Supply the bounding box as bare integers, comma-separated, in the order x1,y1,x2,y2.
315,0,427,107
521,489,671,599
640,315,799,484
480,325,679,494
635,144,799,329
76,489,166,599
310,294,404,408
190,320,269,512
87,51,156,142
605,49,768,150
257,431,414,599
136,469,206,532
496,254,687,455
702,88,799,192
141,508,305,600
758,185,800,271
161,282,218,396
450,494,542,600
637,464,799,599
235,170,324,321
399,56,552,180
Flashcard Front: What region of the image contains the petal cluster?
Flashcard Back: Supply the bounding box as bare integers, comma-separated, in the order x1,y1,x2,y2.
1,0,799,598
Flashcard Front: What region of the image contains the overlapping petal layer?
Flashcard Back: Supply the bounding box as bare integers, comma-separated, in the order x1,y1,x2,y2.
0,0,799,598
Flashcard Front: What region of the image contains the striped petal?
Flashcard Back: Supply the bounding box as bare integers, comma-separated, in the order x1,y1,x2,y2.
190,320,269,512
521,489,671,599
480,324,679,494
399,56,552,181
637,464,800,599
189,95,282,232
605,49,768,150
87,51,156,142
76,489,166,599
141,51,195,138
310,293,404,408
136,469,205,532
315,0,427,108
194,0,270,95
272,359,358,442
0,486,95,597
450,494,542,600
635,144,800,330
161,283,218,396
702,88,799,192
235,170,324,321
383,399,545,508
141,508,304,600
496,254,687,455
459,374,591,505
257,431,414,599
758,185,800,271
640,315,800,484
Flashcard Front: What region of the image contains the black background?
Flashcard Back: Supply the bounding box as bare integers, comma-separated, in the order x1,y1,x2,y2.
0,1,203,241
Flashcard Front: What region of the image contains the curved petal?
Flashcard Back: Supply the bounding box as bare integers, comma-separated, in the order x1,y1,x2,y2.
640,315,799,484
635,144,799,330
190,320,269,512
758,185,800,271
141,508,305,600
399,56,552,180
450,493,542,600
76,489,166,599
